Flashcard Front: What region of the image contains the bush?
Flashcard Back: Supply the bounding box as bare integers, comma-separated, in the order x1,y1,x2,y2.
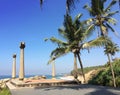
88,59,120,87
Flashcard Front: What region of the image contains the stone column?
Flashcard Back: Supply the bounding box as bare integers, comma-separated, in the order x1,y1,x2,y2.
52,60,56,79
19,42,25,80
12,54,16,79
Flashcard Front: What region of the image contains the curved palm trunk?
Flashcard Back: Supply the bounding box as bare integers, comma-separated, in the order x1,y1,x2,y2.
107,53,116,87
74,53,78,71
73,53,78,79
77,53,86,83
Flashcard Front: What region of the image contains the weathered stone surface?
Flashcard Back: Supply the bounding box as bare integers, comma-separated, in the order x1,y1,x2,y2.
0,78,11,88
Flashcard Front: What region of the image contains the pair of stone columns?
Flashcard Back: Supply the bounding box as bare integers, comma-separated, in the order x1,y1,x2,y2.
12,42,25,80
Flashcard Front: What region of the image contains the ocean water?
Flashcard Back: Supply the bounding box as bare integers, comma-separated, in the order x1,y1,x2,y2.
0,75,63,80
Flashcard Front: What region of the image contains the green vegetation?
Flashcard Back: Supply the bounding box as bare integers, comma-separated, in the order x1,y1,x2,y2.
88,59,120,87
71,65,104,75
0,87,11,95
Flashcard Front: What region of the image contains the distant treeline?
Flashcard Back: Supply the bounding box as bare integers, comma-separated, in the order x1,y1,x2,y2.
71,65,104,75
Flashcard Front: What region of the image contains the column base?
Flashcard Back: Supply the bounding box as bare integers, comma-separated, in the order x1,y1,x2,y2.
19,78,24,81
12,77,16,79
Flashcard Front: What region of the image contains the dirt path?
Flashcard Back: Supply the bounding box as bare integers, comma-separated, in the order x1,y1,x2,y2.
78,70,97,83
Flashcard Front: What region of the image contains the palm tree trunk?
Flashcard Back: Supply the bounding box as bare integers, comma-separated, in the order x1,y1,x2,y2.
107,53,116,87
74,53,78,71
73,53,78,79
77,53,86,83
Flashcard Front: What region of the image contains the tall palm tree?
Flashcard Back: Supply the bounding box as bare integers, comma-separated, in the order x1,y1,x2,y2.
66,0,120,14
40,0,120,14
84,0,119,87
104,41,119,87
46,14,109,83
84,0,118,36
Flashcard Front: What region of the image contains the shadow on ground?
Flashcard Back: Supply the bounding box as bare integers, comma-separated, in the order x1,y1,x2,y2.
34,84,120,95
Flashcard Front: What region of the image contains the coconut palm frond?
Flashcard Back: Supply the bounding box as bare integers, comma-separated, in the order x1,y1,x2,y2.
63,15,77,42
48,58,54,64
106,23,115,32
85,18,94,25
91,0,104,16
104,41,120,56
83,24,95,39
48,47,68,64
105,17,117,25
44,38,49,42
104,0,117,12
64,15,73,31
82,36,109,48
83,4,93,15
50,48,67,57
83,4,91,11
75,13,82,20
66,0,79,14
58,28,65,35
73,13,82,24
106,23,120,37
50,37,67,46
119,0,120,9
58,28,68,40
106,11,119,17
40,0,44,8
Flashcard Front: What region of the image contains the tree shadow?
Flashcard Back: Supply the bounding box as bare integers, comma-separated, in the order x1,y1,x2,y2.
85,89,119,95
34,84,120,95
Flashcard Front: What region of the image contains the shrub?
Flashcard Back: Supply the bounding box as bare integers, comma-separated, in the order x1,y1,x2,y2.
88,59,120,87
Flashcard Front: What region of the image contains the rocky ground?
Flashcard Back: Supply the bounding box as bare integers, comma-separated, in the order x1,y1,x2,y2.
0,78,10,90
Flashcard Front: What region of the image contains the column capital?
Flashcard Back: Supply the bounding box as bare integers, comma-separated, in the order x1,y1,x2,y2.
20,42,25,49
13,54,16,58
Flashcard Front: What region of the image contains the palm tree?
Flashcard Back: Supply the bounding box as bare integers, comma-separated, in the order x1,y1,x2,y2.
66,0,120,14
84,0,118,36
40,0,120,14
46,14,109,83
84,0,119,87
104,41,119,87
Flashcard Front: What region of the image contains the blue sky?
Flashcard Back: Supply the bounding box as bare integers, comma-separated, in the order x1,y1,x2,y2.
0,0,120,76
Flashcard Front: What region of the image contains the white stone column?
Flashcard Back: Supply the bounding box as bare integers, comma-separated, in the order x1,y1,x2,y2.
52,60,56,79
19,42,25,80
12,54,16,79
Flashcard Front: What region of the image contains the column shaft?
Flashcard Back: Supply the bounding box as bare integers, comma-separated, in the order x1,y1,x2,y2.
19,49,24,80
12,55,16,79
19,42,25,80
52,61,55,78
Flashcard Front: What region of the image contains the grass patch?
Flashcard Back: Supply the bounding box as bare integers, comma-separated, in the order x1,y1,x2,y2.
0,87,11,95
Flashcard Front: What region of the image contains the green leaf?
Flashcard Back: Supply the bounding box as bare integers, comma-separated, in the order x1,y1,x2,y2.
104,0,117,12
